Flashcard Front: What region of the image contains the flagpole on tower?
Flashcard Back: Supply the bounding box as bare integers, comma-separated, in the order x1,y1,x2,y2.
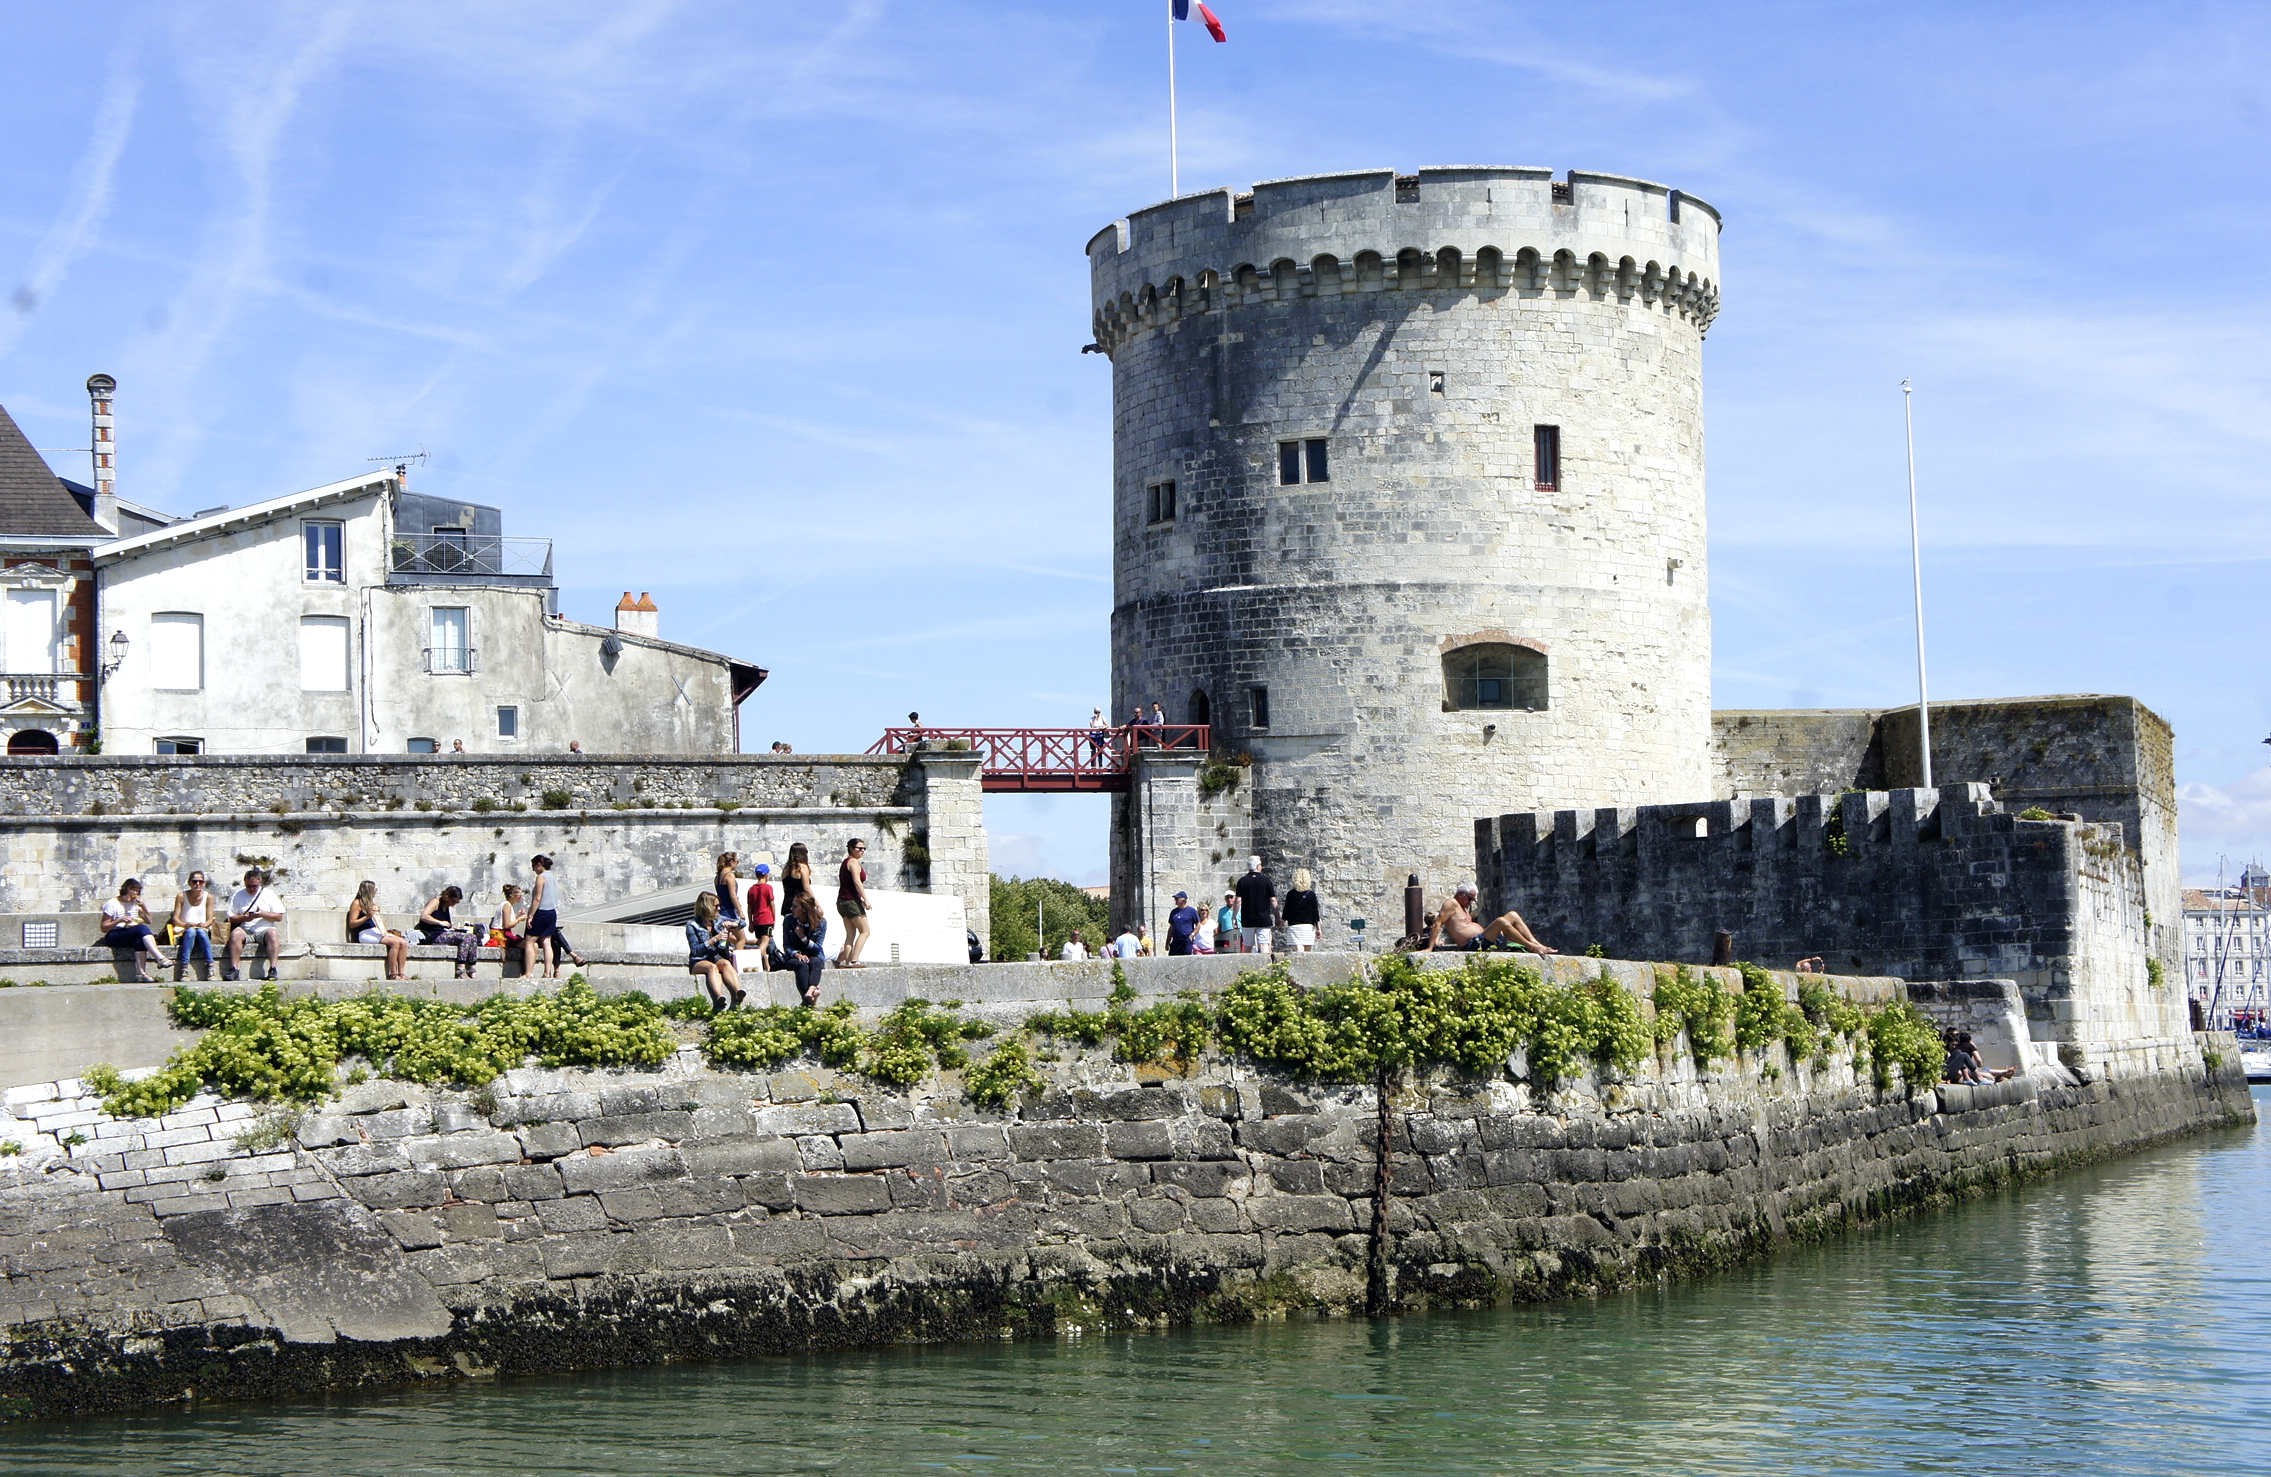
1167,0,1180,197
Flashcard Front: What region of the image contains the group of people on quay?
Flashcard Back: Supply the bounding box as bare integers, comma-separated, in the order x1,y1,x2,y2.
678,839,872,1013
1078,858,1558,961
94,857,587,985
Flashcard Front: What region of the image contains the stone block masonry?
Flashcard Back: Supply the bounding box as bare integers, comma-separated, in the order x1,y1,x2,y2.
0,751,988,942
1477,784,2194,1081
1713,696,2180,978
1096,168,1722,933
0,963,2249,1420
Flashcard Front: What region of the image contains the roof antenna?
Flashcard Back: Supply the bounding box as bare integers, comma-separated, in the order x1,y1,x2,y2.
366,449,429,481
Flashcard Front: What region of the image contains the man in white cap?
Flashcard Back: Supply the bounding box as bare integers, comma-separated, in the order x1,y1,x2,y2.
1233,855,1278,957
1424,883,1555,955
1164,889,1201,956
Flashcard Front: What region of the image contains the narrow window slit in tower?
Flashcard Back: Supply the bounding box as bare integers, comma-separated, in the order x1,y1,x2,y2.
1429,370,1446,395
1146,480,1178,525
1534,425,1561,491
1248,685,1271,730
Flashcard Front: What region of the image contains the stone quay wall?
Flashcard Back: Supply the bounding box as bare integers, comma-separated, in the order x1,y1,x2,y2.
0,752,989,942
1477,784,2192,1081
0,963,2249,1420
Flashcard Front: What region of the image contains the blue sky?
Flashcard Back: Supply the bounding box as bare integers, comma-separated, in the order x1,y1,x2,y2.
2,1,2267,885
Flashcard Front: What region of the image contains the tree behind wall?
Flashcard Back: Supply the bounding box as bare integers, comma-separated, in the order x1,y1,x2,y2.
989,875,1111,962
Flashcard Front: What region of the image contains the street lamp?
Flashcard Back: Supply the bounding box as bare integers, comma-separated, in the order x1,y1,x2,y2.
101,629,129,679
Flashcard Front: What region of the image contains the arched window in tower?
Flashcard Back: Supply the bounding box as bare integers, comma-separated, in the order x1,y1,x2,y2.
1442,641,1547,712
1187,689,1211,728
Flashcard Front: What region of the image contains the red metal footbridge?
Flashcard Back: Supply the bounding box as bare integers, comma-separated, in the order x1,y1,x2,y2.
866,726,1210,793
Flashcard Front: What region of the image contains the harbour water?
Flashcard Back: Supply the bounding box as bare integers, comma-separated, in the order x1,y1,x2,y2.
12,1088,2269,1475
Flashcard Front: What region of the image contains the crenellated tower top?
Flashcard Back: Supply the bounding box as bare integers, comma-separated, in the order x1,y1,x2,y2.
1086,166,1721,353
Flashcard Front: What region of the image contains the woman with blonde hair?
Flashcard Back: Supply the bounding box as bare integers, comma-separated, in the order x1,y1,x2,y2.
1282,868,1321,952
685,890,743,1011
347,880,411,980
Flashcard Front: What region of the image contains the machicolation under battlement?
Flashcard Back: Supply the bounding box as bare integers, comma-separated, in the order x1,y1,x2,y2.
1087,168,1722,353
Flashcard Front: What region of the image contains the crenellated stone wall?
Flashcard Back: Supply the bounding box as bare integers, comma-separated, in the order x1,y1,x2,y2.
1476,784,2193,1080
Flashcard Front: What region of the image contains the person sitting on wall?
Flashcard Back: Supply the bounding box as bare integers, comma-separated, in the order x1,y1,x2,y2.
1423,884,1556,955
1794,956,1824,973
686,891,744,1012
170,870,217,982
416,885,482,980
1956,1030,2020,1083
346,880,411,981
99,878,170,983
782,891,829,1008
223,867,285,981
491,883,528,967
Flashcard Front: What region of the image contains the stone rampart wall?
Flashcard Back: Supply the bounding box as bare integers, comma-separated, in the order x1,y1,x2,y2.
1711,696,2180,974
1477,784,2193,1078
0,754,989,939
0,968,2247,1420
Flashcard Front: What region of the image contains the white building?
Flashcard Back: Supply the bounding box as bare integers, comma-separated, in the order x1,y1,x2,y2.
94,472,763,756
2181,870,2271,1020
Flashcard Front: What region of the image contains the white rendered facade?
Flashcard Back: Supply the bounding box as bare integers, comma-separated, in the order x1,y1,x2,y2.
2183,883,2271,1016
93,474,758,757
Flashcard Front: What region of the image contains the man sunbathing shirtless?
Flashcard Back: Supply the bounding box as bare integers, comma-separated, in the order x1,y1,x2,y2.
1424,884,1556,955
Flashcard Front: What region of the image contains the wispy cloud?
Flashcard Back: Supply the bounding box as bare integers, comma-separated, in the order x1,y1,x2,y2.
0,38,140,357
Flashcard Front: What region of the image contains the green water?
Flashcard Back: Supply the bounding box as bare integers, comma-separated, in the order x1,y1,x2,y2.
14,1090,2270,1475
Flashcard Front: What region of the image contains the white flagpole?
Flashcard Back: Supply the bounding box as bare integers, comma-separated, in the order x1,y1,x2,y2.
1902,379,1933,790
1167,0,1179,197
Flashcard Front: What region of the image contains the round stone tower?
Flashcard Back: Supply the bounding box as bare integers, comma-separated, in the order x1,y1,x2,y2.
1088,167,1724,928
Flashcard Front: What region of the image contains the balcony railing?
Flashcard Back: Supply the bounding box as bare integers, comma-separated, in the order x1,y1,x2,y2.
389,533,553,581
0,673,87,706
421,646,478,675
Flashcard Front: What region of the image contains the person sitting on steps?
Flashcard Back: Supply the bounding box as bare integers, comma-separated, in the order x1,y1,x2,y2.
1423,883,1556,955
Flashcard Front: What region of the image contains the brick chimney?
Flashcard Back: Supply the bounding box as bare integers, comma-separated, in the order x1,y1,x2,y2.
614,591,659,639
85,373,117,533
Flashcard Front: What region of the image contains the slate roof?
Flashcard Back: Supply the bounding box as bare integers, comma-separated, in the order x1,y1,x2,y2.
0,401,103,538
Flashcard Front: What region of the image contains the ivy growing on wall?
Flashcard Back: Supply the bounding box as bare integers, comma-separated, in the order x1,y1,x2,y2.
82,959,1951,1121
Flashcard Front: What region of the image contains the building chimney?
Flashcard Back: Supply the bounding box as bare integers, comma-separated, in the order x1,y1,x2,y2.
613,591,660,639
85,373,117,533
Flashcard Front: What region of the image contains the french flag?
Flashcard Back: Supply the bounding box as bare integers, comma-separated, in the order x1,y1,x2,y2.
1172,0,1227,42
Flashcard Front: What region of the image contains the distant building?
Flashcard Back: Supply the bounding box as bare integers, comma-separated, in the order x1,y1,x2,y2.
0,377,167,754
2182,869,2271,1015
1,375,764,757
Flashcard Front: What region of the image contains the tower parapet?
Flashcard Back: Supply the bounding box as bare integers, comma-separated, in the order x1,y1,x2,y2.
1088,168,1720,354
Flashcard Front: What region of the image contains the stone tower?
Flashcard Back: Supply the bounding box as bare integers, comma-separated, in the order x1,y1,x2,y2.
1088,167,1724,930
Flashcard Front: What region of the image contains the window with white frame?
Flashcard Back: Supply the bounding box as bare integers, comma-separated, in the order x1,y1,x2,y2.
148,612,204,691
496,705,519,740
298,615,350,692
407,736,438,754
304,521,345,583
154,735,203,755
426,607,471,674
305,737,348,754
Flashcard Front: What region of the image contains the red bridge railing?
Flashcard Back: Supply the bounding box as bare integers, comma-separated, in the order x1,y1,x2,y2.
866,725,1210,793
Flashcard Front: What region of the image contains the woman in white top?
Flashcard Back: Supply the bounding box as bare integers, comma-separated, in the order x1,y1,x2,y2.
99,878,169,982
345,880,411,981
169,870,216,981
1060,931,1089,961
